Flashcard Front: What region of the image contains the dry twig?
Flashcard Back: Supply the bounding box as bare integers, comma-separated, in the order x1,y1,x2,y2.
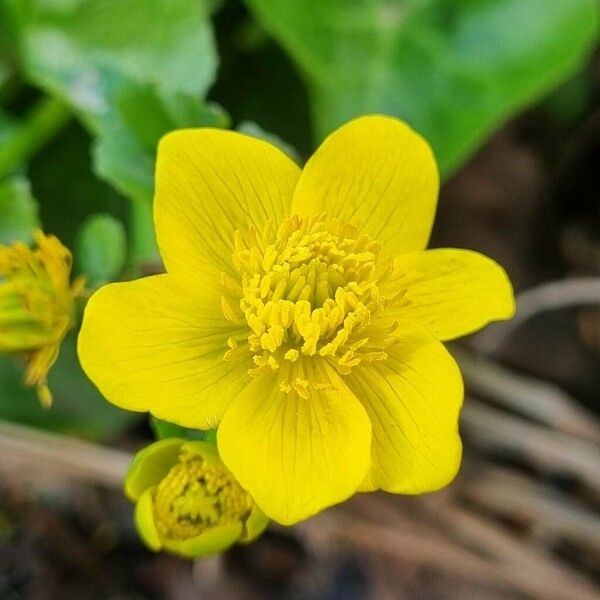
473,277,600,355
0,419,131,488
454,347,600,443
462,465,600,552
461,400,600,492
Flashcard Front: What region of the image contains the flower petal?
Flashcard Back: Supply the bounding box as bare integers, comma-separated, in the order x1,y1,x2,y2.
125,438,184,501
135,487,162,551
163,522,243,558
217,361,371,525
155,128,301,278
347,322,463,494
292,115,439,254
78,274,250,429
393,249,515,341
240,505,269,543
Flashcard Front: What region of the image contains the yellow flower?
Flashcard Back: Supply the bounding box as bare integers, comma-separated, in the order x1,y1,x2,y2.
0,230,84,407
78,115,515,524
125,438,268,557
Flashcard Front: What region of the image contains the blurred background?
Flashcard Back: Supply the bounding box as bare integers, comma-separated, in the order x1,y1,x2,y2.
0,0,600,598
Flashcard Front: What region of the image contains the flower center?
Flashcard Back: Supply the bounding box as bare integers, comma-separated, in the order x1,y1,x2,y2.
221,215,406,392
153,451,253,541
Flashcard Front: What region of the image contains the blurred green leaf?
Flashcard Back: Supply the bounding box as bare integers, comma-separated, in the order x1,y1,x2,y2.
117,86,229,151
93,85,229,205
0,16,14,93
151,417,211,441
0,97,71,179
0,332,138,440
6,0,217,102
211,17,313,157
237,119,300,161
5,0,225,203
0,110,17,146
29,122,128,249
543,73,593,127
0,58,10,93
0,175,39,244
76,213,127,286
245,0,600,175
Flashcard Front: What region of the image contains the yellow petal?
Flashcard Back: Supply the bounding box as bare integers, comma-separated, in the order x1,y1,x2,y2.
217,361,371,525
292,115,439,255
134,487,162,551
393,249,515,341
240,505,269,543
78,274,250,429
155,128,301,279
347,322,463,493
163,522,243,558
124,438,184,501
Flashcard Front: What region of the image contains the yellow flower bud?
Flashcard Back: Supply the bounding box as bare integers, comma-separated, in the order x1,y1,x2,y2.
0,230,84,406
124,438,268,558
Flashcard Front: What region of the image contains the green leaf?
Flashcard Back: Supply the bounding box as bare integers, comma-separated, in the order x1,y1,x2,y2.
6,0,217,102
27,122,128,252
0,332,138,440
0,97,71,180
245,0,600,175
211,28,313,157
543,73,592,126
117,86,229,151
237,120,300,162
5,0,225,203
0,110,18,147
0,16,15,94
76,213,127,286
0,175,39,244
150,417,212,442
93,85,229,205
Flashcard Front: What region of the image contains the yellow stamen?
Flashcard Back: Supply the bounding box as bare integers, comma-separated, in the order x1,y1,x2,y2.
153,449,254,541
222,215,405,388
0,230,84,406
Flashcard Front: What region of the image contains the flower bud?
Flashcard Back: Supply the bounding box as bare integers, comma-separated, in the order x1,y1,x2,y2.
124,438,268,558
0,230,84,406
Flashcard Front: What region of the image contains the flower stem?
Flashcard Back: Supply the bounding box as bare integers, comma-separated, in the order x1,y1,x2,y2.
203,429,217,444
0,96,72,179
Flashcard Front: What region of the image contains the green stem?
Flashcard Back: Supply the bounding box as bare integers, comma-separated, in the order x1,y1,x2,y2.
0,96,72,179
203,429,217,444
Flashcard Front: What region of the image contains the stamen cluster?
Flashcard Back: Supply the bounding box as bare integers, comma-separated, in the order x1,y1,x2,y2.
222,215,407,394
0,231,84,406
153,450,253,541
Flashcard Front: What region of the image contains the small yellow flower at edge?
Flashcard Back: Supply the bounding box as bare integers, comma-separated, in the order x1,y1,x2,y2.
125,438,269,557
78,115,515,525
0,230,84,407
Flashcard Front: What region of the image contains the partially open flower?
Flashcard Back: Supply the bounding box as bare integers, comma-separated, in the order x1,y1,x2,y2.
0,230,84,406
125,438,268,558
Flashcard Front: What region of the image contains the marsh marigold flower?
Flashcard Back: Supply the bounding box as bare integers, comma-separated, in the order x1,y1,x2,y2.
0,230,84,406
79,115,515,524
125,438,268,557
